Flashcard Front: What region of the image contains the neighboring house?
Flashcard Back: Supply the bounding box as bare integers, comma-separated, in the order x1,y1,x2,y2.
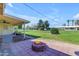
59,26,79,31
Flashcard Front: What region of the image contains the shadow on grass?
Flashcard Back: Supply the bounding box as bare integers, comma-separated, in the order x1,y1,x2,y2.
25,34,40,38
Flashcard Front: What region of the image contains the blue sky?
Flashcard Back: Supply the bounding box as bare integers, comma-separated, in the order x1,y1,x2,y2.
4,3,79,27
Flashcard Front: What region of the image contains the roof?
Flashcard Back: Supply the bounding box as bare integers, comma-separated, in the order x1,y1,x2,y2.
58,26,79,28
0,3,30,25
0,14,30,25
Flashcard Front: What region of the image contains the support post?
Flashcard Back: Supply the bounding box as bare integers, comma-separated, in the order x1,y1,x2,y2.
23,24,26,40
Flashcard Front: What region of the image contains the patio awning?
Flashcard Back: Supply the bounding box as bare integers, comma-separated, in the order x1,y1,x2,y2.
0,3,29,26
0,14,29,25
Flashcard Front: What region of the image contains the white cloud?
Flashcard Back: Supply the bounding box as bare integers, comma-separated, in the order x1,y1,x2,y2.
54,18,59,21
73,13,79,19
7,3,13,7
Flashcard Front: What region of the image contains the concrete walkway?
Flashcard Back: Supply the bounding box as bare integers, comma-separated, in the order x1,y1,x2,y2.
37,39,79,56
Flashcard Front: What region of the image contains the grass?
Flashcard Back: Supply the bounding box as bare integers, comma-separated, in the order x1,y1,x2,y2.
19,30,79,45
57,30,79,44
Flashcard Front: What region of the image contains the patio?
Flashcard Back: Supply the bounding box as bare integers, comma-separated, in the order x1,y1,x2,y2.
0,33,70,56
1,32,79,56
10,40,69,56
0,34,70,56
1,33,79,56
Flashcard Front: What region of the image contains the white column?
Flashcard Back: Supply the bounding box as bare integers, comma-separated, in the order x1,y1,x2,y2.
23,24,26,39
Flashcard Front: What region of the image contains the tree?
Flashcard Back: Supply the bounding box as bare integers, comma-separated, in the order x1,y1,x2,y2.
50,28,59,34
75,20,79,30
37,19,44,30
44,20,49,30
37,19,50,30
71,20,74,26
75,20,79,25
67,20,70,26
18,24,22,29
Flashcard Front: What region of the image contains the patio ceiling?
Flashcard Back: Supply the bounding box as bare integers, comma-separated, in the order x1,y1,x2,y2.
0,14,29,25
0,3,29,26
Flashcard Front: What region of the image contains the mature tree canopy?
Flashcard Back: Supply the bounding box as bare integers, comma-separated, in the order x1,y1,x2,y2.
37,19,44,30
44,20,49,30
37,19,50,30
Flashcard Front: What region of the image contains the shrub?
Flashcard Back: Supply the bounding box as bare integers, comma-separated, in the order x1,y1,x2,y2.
50,28,59,34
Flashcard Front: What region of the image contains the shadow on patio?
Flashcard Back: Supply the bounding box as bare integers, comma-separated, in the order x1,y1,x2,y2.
75,51,79,56
13,33,40,42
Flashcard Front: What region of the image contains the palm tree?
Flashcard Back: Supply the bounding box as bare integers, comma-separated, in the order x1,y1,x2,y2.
75,20,79,25
71,20,74,26
67,20,70,26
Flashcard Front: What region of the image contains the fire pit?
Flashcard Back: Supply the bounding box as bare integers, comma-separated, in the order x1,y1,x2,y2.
32,40,46,52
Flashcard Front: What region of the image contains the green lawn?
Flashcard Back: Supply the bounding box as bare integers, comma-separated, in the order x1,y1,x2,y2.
58,31,79,44
19,30,79,45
